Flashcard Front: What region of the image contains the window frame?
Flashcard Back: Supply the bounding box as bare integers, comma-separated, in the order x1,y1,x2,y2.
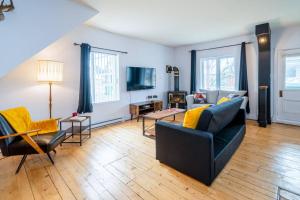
199,55,239,91
90,50,120,104
283,53,300,90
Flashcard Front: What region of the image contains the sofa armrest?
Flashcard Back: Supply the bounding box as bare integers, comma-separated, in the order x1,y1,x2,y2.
155,121,214,185
240,96,248,109
232,109,246,125
186,95,194,109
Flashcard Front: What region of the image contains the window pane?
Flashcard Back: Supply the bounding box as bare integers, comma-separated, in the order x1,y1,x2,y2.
285,56,300,89
90,52,120,103
220,57,235,90
201,59,217,90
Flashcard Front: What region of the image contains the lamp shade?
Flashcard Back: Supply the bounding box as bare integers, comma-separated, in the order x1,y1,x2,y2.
37,60,63,82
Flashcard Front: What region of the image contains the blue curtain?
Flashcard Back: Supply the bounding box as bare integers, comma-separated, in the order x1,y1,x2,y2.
239,42,250,113
77,43,93,113
190,50,196,94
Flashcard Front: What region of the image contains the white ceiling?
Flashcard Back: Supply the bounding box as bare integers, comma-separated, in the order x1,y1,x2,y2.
81,0,300,47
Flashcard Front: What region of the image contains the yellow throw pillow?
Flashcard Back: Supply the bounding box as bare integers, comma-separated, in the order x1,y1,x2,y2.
217,97,231,105
183,105,210,129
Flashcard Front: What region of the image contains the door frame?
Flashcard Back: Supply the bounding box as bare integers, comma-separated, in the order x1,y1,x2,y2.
274,47,300,126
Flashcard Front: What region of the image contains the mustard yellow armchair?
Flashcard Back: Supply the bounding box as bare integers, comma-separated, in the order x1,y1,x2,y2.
0,107,66,174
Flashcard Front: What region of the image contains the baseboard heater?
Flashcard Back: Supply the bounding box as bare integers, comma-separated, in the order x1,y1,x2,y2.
91,117,124,129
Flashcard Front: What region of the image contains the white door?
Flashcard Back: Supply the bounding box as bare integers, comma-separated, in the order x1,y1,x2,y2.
276,49,300,125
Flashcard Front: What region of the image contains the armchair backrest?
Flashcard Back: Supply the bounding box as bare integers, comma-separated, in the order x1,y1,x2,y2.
0,107,32,133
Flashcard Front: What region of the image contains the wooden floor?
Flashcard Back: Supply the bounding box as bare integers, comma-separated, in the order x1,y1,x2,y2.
1,115,300,200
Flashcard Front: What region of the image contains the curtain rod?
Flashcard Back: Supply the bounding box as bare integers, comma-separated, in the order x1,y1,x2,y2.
190,42,253,52
73,43,128,54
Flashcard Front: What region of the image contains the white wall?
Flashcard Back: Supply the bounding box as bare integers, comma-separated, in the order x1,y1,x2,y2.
0,0,97,78
174,35,259,119
1,17,300,124
0,25,174,123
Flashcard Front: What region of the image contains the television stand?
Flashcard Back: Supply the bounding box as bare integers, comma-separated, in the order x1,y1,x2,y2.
130,100,163,121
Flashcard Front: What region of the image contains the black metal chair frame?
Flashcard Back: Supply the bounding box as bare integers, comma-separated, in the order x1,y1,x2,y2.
14,149,56,174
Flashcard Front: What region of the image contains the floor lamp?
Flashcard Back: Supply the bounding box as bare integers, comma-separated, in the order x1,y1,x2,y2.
37,60,63,118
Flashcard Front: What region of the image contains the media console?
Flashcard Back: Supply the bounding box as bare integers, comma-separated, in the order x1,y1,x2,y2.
130,100,163,121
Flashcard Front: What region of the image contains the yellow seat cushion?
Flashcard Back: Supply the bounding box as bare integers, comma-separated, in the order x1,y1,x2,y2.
183,105,210,129
217,97,231,105
29,119,58,136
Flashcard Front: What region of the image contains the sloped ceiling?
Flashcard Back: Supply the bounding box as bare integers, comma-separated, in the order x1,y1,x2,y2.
0,0,98,78
82,0,300,47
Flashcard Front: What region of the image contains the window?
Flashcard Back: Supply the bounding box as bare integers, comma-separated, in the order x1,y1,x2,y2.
285,55,300,89
201,58,217,90
200,57,236,90
90,51,120,103
220,57,235,90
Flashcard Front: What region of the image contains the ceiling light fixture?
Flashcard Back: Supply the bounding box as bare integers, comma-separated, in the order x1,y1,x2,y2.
0,0,14,21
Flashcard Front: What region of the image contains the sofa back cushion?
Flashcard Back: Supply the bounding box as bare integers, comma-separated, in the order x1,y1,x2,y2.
200,90,219,104
196,98,243,135
217,90,246,101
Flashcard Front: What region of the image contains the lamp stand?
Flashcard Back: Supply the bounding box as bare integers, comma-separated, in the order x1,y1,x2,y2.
49,82,52,118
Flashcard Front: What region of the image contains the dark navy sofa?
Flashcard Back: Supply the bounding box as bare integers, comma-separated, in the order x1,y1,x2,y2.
155,98,245,185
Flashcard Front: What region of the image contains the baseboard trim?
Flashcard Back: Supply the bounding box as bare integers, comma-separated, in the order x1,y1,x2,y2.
273,119,300,126
91,117,124,129
246,114,257,120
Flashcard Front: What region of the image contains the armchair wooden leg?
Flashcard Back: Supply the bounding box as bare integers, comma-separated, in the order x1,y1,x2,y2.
53,149,57,154
47,152,54,165
15,155,27,174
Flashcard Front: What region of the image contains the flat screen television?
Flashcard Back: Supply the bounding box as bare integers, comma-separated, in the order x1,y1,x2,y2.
127,67,156,91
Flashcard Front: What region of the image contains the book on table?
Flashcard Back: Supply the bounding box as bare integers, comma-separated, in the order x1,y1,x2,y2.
69,116,87,122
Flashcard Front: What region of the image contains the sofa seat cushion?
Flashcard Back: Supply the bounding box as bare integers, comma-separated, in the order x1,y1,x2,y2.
214,124,245,177
8,131,66,156
196,98,243,135
213,125,244,157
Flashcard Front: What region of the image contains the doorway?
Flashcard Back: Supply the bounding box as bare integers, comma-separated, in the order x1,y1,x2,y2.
275,49,300,125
